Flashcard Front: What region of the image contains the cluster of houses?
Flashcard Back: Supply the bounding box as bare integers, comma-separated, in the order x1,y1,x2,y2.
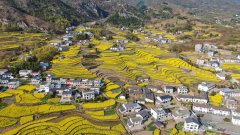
50,26,93,52
0,69,19,89
124,85,189,105
117,85,190,131
118,80,240,134
110,40,128,52
144,35,172,44
0,65,50,90
37,75,102,103
195,43,218,54
194,43,240,83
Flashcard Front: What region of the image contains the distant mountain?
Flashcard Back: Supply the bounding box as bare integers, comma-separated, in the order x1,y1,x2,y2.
0,0,239,32
160,0,240,23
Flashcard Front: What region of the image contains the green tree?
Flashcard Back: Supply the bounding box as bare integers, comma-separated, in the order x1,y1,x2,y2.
125,33,139,41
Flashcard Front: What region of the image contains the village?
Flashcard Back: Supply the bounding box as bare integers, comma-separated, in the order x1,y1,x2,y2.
0,23,240,135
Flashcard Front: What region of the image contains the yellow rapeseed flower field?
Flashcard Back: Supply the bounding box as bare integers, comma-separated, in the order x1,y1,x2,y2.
82,99,116,109
86,110,105,116
17,85,36,92
91,113,119,120
1,116,126,135
16,93,42,104
0,93,13,99
20,115,33,125
0,117,18,128
0,104,76,118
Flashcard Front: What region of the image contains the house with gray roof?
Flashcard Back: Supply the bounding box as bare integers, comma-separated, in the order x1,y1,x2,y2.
119,102,142,114
176,93,208,104
198,82,216,92
192,103,231,116
184,114,201,133
136,109,150,122
163,86,174,93
127,116,143,128
151,107,172,121
177,86,189,94
172,108,190,121
60,90,72,103
82,90,95,100
156,95,172,104
143,88,154,103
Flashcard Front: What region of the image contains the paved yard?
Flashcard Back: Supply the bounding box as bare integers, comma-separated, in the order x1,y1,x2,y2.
200,113,240,135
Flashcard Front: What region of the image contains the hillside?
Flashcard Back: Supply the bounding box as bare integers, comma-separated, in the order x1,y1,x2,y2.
1,0,240,32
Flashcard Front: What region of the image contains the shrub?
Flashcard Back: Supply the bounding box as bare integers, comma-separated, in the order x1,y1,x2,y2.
223,118,231,122
125,33,139,41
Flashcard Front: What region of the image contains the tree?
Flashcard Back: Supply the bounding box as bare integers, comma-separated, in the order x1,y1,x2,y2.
73,34,90,41
176,122,184,130
125,33,139,41
1,23,8,32
210,91,216,96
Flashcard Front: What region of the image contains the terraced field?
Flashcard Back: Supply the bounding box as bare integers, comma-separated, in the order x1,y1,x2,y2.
96,41,220,85
0,87,125,134
0,32,48,50
1,116,126,135
222,63,240,80
50,45,96,78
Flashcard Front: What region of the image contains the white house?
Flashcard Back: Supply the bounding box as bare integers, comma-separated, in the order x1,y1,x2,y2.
192,103,211,113
237,55,240,60
211,61,220,68
198,82,215,92
110,44,126,52
192,103,230,116
212,106,230,116
231,109,240,125
146,86,163,93
163,86,174,93
176,94,208,104
220,88,240,97
119,93,126,100
156,95,172,104
7,81,20,89
215,67,223,72
225,97,238,110
232,116,240,126
184,114,201,133
151,108,172,121
232,108,240,117
119,102,142,114
216,72,227,80
195,44,203,52
38,82,50,93
196,59,205,65
127,116,143,128
19,70,32,77
208,51,215,57
0,69,8,75
177,86,189,94
0,78,10,84
60,90,72,103
82,90,95,100
31,76,42,84
172,108,190,121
